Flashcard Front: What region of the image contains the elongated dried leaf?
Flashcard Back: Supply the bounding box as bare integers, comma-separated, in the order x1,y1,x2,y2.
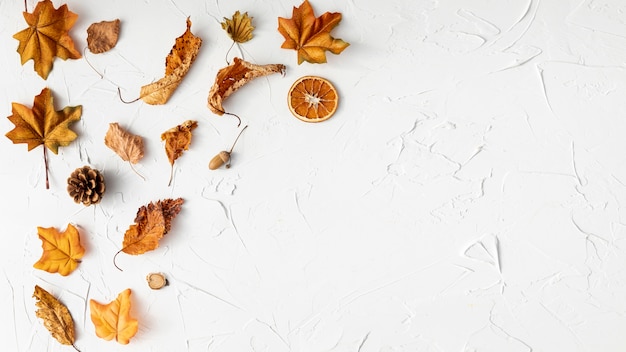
14,0,82,79
5,87,82,188
118,198,183,258
161,120,197,185
90,288,138,345
33,285,77,348
139,18,202,105
87,19,120,54
34,224,85,276
221,11,254,43
278,0,349,64
207,57,285,116
104,123,144,164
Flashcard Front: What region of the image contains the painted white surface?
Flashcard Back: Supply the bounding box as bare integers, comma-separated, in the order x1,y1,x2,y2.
1,0,626,351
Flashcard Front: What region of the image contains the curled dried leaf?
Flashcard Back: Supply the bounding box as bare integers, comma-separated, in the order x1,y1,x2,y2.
87,19,120,54
221,11,254,43
161,120,197,186
139,18,202,105
33,285,79,351
207,57,285,118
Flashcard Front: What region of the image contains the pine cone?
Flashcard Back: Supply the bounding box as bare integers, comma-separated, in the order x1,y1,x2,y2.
67,166,106,206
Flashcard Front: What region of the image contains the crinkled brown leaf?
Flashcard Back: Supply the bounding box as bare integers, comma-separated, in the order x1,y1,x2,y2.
278,0,349,64
5,87,82,189
33,285,78,349
87,19,120,54
221,11,254,43
13,0,82,79
90,288,138,345
114,198,183,270
139,18,202,105
104,123,145,178
207,57,285,116
161,120,197,185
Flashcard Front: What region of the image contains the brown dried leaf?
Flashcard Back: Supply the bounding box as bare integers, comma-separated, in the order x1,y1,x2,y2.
207,57,285,116
161,120,197,185
104,123,144,164
119,198,184,256
221,11,254,43
33,285,77,349
87,19,120,54
139,18,202,105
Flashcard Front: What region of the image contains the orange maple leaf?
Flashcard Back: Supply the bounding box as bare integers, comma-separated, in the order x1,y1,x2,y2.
114,198,184,270
13,0,82,79
90,288,138,345
278,0,349,64
5,87,82,189
33,224,85,276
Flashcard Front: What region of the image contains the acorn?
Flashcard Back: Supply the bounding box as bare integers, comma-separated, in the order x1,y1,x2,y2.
209,125,247,170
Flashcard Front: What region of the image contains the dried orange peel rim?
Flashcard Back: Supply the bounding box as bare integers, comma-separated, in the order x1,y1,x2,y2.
287,76,338,123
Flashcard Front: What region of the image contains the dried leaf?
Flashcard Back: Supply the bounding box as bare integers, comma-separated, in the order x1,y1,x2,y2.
104,123,144,169
34,224,85,276
116,198,183,264
87,19,120,54
13,0,82,79
221,11,254,43
90,288,138,345
278,0,349,64
33,285,78,349
161,120,197,185
139,18,202,105
5,87,82,189
207,57,285,116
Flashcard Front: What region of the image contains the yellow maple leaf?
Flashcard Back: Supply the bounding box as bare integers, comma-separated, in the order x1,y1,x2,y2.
33,224,85,276
90,289,138,345
13,0,82,79
221,11,255,43
278,0,349,64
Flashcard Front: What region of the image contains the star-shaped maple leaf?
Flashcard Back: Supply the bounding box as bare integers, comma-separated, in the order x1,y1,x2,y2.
5,87,82,189
278,0,349,64
13,0,82,79
33,224,85,276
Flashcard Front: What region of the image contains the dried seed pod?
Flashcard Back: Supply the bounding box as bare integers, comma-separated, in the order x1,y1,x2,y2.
209,125,247,170
146,273,168,290
67,166,106,205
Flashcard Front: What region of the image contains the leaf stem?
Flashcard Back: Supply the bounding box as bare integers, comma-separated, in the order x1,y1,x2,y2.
128,161,146,181
24,0,27,12
168,165,174,186
43,147,49,190
83,48,104,79
225,41,235,64
72,343,81,352
113,250,123,271
117,87,141,104
223,112,241,127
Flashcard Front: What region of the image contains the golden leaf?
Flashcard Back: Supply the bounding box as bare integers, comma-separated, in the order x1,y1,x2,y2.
33,285,78,349
90,288,138,345
34,224,85,276
5,87,82,189
13,0,82,79
161,120,197,186
104,123,145,178
278,0,349,64
139,18,202,105
221,11,255,43
86,19,120,54
207,58,285,117
114,198,184,270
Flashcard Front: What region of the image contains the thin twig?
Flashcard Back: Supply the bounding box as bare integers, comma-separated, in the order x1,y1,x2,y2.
43,147,49,189
117,87,141,104
223,112,241,127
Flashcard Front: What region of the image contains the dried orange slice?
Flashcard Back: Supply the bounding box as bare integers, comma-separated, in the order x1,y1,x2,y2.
288,76,338,122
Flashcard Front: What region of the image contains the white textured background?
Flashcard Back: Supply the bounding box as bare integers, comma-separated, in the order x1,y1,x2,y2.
2,0,626,351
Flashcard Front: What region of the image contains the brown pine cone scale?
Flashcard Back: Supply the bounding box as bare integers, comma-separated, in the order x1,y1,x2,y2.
67,166,106,206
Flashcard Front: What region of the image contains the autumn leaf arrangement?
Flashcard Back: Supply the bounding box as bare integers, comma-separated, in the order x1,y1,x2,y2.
5,0,348,348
